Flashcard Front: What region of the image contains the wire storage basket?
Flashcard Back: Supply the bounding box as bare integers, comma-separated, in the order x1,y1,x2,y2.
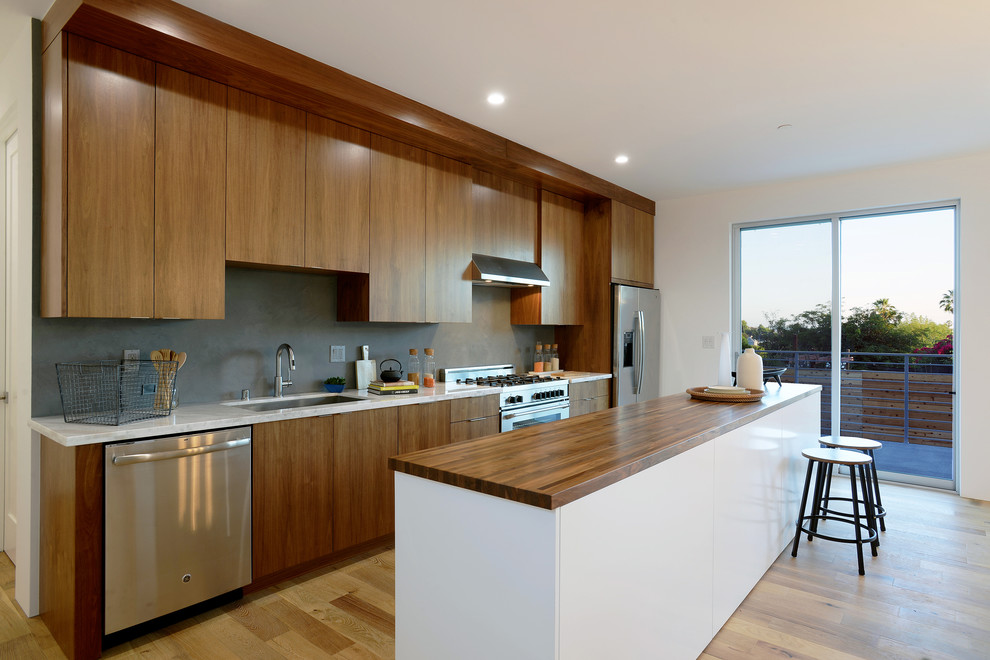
55,360,179,425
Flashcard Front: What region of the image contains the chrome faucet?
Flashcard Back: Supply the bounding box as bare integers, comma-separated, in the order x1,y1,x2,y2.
274,343,296,397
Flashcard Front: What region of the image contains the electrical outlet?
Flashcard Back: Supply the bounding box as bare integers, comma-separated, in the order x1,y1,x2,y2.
701,336,715,350
123,349,140,361
330,345,346,363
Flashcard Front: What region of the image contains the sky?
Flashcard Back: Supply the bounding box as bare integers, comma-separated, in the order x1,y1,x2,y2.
740,208,955,328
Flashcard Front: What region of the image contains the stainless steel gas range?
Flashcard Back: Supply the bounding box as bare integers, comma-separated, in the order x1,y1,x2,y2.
440,364,569,433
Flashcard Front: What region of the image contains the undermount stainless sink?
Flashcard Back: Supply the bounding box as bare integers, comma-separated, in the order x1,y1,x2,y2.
237,394,366,413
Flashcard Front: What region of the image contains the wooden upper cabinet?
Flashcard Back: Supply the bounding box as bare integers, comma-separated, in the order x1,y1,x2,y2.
512,191,584,325
155,65,227,319
252,417,334,580
369,135,427,322
226,88,306,267
62,35,156,318
472,171,538,262
306,115,371,272
611,200,655,287
426,154,473,323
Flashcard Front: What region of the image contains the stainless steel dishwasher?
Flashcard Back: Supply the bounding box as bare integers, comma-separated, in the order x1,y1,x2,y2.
104,427,252,635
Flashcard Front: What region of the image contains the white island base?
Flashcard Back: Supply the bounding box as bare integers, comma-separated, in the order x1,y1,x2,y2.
395,392,820,659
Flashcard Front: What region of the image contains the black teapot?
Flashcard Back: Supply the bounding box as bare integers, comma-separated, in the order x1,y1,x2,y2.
379,358,404,382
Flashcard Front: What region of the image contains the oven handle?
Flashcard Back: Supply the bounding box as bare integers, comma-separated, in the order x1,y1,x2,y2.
502,402,570,420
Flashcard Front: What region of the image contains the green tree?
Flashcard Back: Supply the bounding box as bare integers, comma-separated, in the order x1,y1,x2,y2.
741,298,952,368
939,290,953,313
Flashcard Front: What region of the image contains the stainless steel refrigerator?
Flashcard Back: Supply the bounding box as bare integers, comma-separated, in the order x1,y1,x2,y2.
613,284,661,405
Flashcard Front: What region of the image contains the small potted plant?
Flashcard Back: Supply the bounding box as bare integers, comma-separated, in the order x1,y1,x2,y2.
323,376,346,393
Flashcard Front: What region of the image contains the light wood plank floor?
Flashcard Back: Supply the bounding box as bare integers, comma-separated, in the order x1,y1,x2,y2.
0,482,987,659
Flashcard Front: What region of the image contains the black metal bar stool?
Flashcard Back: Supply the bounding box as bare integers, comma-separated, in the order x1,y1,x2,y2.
791,447,879,575
819,435,886,532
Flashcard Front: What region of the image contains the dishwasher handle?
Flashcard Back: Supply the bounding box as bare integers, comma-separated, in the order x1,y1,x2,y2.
111,437,250,466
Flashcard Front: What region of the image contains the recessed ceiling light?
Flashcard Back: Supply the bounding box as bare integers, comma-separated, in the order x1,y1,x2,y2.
615,155,629,164
487,92,505,106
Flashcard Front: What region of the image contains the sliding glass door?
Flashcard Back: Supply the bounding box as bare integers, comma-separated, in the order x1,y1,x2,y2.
734,204,957,489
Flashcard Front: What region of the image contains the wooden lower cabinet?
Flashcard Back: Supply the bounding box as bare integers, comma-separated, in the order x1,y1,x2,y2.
398,400,451,454
333,407,398,551
252,416,334,580
450,394,500,441
569,380,609,417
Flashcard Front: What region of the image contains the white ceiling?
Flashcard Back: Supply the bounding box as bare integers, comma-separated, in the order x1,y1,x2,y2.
8,0,990,201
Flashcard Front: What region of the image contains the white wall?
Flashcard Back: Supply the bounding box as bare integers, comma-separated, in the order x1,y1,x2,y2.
0,16,37,612
655,150,990,501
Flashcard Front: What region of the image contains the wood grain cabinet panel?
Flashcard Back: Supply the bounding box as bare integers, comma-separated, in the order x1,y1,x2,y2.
450,394,499,422
450,416,500,442
569,380,610,417
450,394,500,441
426,153,473,323
611,200,655,287
252,417,334,580
155,65,227,319
512,191,584,325
226,88,306,267
333,407,398,550
306,115,371,273
398,401,451,454
39,437,103,660
370,135,426,322
339,135,429,323
65,34,156,318
472,170,538,263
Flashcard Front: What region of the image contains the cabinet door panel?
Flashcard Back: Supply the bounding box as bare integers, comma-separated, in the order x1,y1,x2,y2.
426,154,473,323
253,417,333,579
306,115,371,272
369,135,426,322
450,416,500,442
472,171,537,263
398,401,451,454
611,201,654,287
155,65,226,319
450,395,499,422
333,407,398,550
66,35,155,318
540,191,584,325
226,89,306,266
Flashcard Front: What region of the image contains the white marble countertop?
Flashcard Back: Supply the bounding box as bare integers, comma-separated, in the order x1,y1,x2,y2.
30,373,612,447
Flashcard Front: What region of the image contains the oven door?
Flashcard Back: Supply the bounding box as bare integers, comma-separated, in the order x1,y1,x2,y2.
500,401,570,433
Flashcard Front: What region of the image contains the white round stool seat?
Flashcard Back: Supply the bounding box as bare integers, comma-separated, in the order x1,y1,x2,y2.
802,446,872,466
819,435,882,451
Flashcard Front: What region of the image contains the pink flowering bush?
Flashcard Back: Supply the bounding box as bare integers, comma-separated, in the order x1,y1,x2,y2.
913,333,953,355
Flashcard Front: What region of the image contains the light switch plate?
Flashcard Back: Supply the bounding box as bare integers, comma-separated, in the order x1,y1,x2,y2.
330,345,346,363
701,336,715,350
123,349,140,361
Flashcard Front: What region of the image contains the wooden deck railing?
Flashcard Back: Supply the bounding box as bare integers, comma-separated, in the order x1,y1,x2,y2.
758,350,953,448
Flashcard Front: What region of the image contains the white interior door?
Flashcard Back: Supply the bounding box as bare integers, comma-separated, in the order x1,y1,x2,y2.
2,131,13,560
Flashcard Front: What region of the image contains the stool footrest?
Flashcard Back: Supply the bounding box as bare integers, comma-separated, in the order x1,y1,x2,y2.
819,496,886,519
798,515,878,545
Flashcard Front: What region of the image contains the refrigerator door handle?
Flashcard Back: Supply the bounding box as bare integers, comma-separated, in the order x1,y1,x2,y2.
636,310,646,395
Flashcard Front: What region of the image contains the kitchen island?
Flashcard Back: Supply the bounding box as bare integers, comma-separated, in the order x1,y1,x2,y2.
389,383,821,660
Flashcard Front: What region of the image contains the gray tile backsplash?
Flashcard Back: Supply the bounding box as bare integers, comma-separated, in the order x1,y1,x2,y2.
32,267,551,416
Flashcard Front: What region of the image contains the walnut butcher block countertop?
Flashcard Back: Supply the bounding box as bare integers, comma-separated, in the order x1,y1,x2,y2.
389,383,821,509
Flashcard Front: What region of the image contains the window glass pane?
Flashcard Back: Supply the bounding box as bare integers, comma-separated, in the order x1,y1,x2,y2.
839,208,954,481
739,221,832,434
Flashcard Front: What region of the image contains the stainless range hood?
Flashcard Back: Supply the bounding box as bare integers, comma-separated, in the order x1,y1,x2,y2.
469,253,550,287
